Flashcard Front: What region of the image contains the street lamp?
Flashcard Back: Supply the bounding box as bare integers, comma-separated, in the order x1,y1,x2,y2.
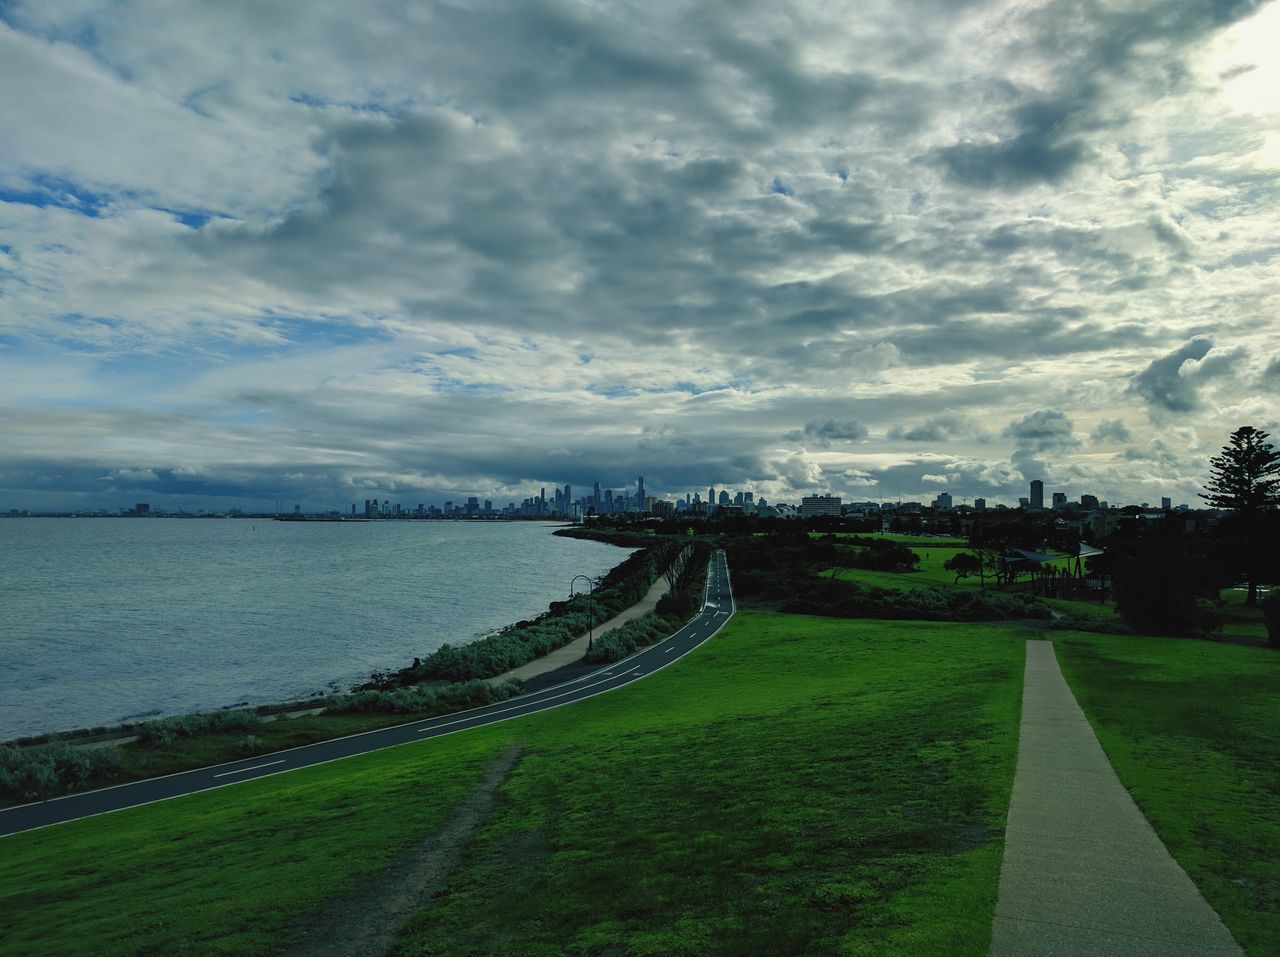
570,574,597,651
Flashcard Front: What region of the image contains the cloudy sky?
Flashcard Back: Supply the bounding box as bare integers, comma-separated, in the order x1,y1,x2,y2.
2,0,1278,512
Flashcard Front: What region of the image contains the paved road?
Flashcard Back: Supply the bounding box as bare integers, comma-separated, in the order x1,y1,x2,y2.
0,551,734,839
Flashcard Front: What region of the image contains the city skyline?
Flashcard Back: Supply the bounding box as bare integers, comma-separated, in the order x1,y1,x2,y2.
3,2,1279,512
5,473,1197,518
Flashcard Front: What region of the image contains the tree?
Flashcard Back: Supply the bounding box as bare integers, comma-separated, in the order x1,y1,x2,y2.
1111,522,1225,636
944,553,982,583
1200,426,1280,605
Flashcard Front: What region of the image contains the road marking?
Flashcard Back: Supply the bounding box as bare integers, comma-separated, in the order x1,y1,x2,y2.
664,648,674,654
213,760,286,779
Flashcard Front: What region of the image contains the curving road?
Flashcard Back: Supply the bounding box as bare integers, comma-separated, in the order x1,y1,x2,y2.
0,550,734,839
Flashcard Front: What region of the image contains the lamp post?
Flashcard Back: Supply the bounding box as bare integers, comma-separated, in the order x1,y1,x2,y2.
570,574,597,651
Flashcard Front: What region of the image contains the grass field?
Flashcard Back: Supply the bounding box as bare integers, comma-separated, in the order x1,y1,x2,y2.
0,732,504,956
1,613,1027,957
1055,631,1280,953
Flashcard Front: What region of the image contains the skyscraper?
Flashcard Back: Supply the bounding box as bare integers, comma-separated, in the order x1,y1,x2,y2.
1030,480,1044,509
637,476,645,504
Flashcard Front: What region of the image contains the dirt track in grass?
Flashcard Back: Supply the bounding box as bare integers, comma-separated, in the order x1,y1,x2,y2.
279,743,523,957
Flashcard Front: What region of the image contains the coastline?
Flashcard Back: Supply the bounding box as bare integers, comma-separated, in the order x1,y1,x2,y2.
8,531,644,749
487,572,670,685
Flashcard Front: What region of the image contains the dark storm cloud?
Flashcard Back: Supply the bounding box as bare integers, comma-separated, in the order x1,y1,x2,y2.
888,415,986,443
1002,410,1080,451
935,96,1094,190
1261,357,1280,388
783,418,869,446
935,0,1268,190
1128,337,1245,412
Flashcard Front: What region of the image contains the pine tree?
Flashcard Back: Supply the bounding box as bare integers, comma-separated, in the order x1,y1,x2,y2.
1201,426,1280,605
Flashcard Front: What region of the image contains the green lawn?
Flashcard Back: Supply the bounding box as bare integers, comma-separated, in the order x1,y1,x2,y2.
389,613,1026,957
1219,589,1269,643
1054,631,1280,953
1,613,1028,957
0,732,504,956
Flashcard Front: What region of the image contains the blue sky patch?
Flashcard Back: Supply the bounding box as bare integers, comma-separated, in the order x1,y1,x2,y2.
0,174,112,216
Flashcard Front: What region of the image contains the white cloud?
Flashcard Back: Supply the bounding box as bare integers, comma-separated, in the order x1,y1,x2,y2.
1,0,1277,509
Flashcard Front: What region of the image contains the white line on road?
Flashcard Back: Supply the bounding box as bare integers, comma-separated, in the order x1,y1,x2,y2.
213,760,286,779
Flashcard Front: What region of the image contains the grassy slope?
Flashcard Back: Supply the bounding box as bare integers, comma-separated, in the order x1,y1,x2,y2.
1054,631,1280,953
1,613,1026,957
0,732,506,957
389,613,1026,957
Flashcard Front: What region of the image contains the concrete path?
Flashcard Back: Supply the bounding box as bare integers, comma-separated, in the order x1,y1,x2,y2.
989,639,1242,957
492,572,670,684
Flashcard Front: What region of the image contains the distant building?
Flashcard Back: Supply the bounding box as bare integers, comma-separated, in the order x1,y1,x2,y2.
134,503,150,516
1161,496,1172,511
1080,494,1099,510
800,495,842,518
933,492,953,511
1030,480,1044,510
974,498,986,512
1052,492,1067,509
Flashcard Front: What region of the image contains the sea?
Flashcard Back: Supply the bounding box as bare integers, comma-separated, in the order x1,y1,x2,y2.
0,518,630,741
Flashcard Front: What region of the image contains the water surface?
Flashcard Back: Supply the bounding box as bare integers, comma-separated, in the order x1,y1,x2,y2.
0,519,628,739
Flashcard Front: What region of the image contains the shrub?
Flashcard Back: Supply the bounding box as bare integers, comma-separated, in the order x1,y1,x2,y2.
324,678,523,716
1047,612,1135,635
135,709,263,746
0,740,118,802
583,614,681,664
1259,592,1280,649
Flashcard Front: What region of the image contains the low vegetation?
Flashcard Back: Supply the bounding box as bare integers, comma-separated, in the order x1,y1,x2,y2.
324,678,523,716
584,543,711,663
134,708,263,745
0,740,119,803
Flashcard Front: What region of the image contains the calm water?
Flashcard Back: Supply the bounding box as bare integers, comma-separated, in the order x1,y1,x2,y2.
0,518,629,740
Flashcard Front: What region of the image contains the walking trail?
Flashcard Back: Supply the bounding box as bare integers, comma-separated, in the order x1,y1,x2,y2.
280,744,523,957
491,572,670,684
989,639,1242,956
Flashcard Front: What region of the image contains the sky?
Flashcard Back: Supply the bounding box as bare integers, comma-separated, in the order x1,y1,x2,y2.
1,0,1278,512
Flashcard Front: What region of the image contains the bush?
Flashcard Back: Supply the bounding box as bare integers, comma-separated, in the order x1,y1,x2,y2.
849,543,920,572
778,579,1051,622
1260,592,1280,649
1047,612,1135,635
135,709,263,746
583,614,682,664
585,545,712,663
325,678,523,716
0,740,118,802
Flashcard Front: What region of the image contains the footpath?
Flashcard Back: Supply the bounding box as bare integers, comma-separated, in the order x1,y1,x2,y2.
491,573,669,685
989,639,1242,956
